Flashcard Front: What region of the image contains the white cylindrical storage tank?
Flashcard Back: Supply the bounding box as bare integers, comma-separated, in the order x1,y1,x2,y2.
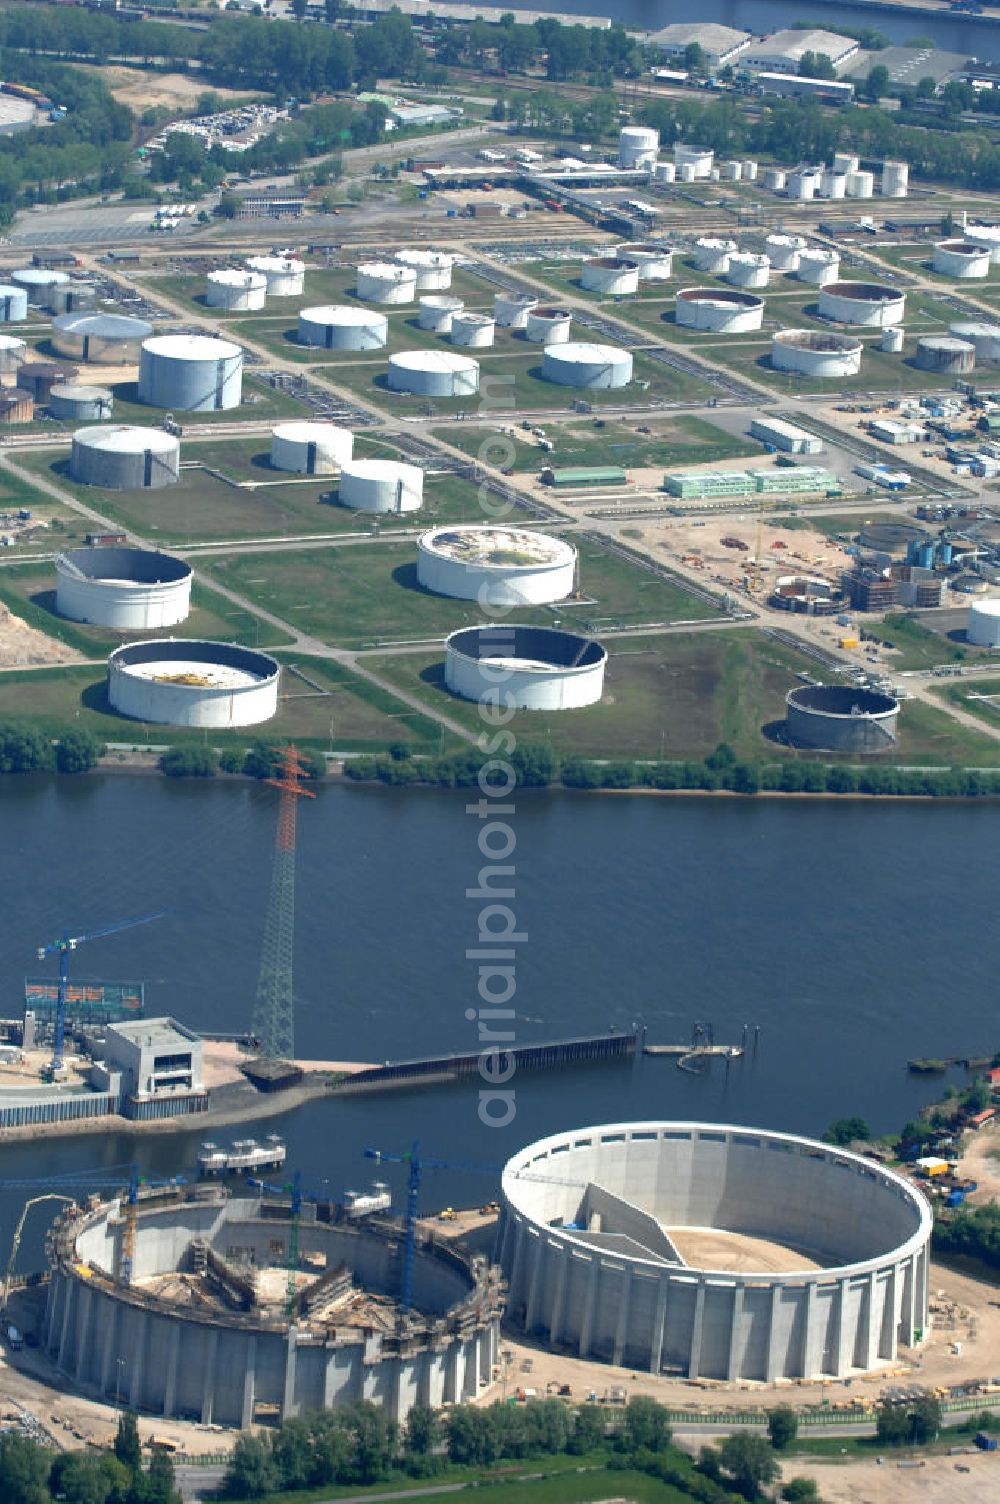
541,342,633,389
763,168,787,192
108,641,279,728
967,598,1000,647
786,171,817,201
445,624,606,711
356,262,417,304
387,350,479,397
70,425,180,490
653,161,676,183
581,256,640,296
450,312,495,349
48,383,114,422
963,225,1000,265
51,283,97,316
881,160,909,198
0,284,28,322
797,249,840,287
245,256,305,297
834,152,859,176
270,421,353,475
675,288,764,333
494,292,537,329
694,238,736,275
765,234,807,273
950,320,1000,359
820,171,847,200
881,326,905,353
138,334,242,412
205,269,266,311
339,458,423,513
915,335,975,374
771,330,863,378
52,312,152,365
709,168,721,183
11,267,70,310
679,162,696,184
417,525,577,606
726,253,769,290
619,125,659,169
525,307,572,345
297,305,387,350
394,249,453,292
932,240,991,279
818,281,905,327
742,160,758,181
419,296,464,333
0,334,26,381
56,546,192,630
615,243,673,281
846,170,875,199
722,160,742,182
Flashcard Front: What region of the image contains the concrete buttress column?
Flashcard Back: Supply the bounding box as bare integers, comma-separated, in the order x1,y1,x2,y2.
56,1278,74,1370
612,1269,631,1368
73,1285,93,1383
283,1326,299,1418
765,1285,782,1382
860,1273,877,1370
128,1313,148,1410
649,1278,668,1374
726,1286,744,1381
801,1284,823,1378
549,1255,568,1347
100,1303,118,1398
163,1323,182,1418
688,1285,706,1379
835,1278,852,1374
201,1329,219,1424
578,1259,600,1359
241,1335,257,1428
525,1239,544,1333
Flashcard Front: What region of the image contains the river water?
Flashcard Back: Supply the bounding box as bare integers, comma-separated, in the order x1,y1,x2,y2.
0,776,996,1265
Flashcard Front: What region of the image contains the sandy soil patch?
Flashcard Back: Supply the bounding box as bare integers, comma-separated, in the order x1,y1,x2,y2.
0,605,83,667
98,66,257,113
956,1124,1000,1205
665,1227,823,1274
779,1452,995,1504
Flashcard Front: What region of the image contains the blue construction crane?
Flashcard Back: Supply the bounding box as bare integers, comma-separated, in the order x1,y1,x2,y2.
36,911,165,1077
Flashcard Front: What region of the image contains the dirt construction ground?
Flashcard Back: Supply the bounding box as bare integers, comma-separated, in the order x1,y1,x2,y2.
776,1451,1000,1502
97,67,258,112
0,604,82,667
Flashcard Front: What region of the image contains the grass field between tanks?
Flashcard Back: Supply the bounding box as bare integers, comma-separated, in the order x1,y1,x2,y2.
862,610,992,671
15,444,511,547
230,302,498,366
363,627,1000,766
201,537,720,650
0,566,289,653
0,652,450,753
432,415,761,473
933,676,1000,730
144,266,493,322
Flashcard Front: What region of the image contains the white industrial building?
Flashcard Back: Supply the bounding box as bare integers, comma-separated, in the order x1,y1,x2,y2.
298,306,387,350
649,23,751,70
500,1121,931,1381
107,641,280,728
743,29,859,74
750,416,823,454
56,547,192,631
417,526,577,606
95,1018,204,1106
445,624,607,711
339,458,423,513
271,421,353,475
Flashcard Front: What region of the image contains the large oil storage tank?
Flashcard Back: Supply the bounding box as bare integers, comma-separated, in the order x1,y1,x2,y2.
771,330,863,378
962,225,1000,265
445,623,606,710
138,334,243,411
694,238,736,276
394,249,453,292
881,160,909,198
762,168,786,192
500,1121,931,1381
494,292,537,328
881,325,904,354
245,255,305,297
70,425,180,490
270,421,353,475
48,382,114,422
653,161,676,184
339,458,423,513
819,170,846,200
797,249,840,287
297,305,387,350
525,307,572,345
51,282,97,316
417,526,577,606
786,685,899,751
581,257,639,296
0,334,26,382
726,253,769,290
451,312,495,349
932,240,990,279
619,125,659,169
845,170,875,199
542,342,633,389
786,169,818,201
834,152,860,175
676,288,764,333
52,312,153,366
967,598,1000,646
388,350,479,397
20,362,75,403
950,320,1000,359
108,641,280,728
0,389,33,424
206,269,267,311
357,262,417,305
11,267,70,310
419,296,464,334
56,546,192,630
615,243,673,281
915,335,975,373
765,234,807,272
0,284,28,322
818,282,905,327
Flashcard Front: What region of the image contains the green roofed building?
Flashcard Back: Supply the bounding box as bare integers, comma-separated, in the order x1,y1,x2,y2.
751,466,841,494
544,466,628,487
663,469,755,499
664,466,841,498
